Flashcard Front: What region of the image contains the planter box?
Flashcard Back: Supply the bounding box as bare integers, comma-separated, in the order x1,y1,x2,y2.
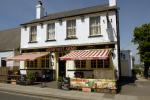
82,87,91,92
11,80,16,85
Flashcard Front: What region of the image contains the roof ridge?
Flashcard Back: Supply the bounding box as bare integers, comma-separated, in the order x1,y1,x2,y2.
46,4,109,17
0,27,20,32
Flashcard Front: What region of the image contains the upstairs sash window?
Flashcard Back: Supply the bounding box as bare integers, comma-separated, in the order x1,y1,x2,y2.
47,23,55,40
30,26,37,42
90,16,101,36
66,19,76,38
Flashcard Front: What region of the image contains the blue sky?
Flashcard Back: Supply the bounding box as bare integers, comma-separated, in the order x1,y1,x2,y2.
0,0,150,64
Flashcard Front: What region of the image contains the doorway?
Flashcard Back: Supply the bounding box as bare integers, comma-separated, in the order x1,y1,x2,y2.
58,53,66,77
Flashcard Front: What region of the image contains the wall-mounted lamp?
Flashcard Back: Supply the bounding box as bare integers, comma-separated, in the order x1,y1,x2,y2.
103,20,105,24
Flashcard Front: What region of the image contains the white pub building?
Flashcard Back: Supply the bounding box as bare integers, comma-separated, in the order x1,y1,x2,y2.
8,0,120,91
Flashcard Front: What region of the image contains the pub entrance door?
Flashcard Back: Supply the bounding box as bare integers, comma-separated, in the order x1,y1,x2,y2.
58,53,66,77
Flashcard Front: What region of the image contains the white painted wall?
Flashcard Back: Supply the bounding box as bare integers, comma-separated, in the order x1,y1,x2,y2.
20,61,26,75
21,11,117,49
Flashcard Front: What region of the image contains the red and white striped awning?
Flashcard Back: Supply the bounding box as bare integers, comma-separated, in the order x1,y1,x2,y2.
60,49,111,60
7,52,49,61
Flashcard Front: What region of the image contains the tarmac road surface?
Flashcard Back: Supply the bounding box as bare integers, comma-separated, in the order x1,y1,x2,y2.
0,91,66,100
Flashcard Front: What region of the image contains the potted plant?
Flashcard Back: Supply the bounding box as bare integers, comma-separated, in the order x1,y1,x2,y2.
57,76,63,89
26,72,36,85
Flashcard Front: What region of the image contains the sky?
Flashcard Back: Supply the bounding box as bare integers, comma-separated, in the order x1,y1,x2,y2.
0,0,150,64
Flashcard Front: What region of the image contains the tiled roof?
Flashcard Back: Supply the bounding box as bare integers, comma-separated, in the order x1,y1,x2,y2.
0,28,21,51
21,4,117,25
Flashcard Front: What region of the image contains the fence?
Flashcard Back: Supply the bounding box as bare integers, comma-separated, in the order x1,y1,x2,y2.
0,66,19,83
0,67,9,82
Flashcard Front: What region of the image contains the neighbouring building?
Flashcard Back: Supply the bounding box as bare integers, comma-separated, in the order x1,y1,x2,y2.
0,28,20,69
7,0,120,90
120,50,134,78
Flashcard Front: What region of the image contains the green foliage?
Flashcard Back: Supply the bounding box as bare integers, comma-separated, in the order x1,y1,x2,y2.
134,64,144,69
27,72,36,81
132,23,150,63
132,23,150,78
133,68,144,76
58,76,63,82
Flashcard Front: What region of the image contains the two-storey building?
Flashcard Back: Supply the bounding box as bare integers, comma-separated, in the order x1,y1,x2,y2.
8,0,120,89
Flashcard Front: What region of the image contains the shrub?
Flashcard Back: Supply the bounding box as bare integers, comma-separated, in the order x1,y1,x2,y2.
27,72,36,81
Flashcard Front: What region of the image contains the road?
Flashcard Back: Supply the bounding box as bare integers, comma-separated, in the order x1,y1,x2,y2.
0,91,65,100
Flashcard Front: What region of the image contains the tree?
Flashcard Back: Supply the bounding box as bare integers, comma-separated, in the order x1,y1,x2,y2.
132,23,150,78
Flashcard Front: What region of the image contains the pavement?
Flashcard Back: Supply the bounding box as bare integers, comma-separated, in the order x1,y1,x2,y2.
0,79,150,100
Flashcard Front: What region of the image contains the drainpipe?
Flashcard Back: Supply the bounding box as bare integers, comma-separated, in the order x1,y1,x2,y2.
116,8,121,80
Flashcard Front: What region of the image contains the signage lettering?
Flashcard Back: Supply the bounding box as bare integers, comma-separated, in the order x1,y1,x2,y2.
47,47,77,52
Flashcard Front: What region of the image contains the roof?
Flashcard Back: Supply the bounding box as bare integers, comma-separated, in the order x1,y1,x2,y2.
21,4,117,25
0,28,21,51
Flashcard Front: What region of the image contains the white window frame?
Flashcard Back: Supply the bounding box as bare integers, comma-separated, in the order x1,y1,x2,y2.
30,26,37,42
89,16,101,36
66,19,76,38
47,23,55,40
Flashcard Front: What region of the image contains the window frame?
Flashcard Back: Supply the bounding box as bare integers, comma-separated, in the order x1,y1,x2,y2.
29,26,37,43
91,59,109,69
1,57,6,67
46,23,56,41
66,19,77,39
75,60,86,68
89,16,101,37
26,60,38,68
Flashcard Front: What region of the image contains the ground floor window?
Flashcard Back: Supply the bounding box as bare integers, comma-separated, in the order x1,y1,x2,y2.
26,54,50,68
27,60,37,68
91,59,109,68
41,55,50,68
75,60,86,68
1,57,6,67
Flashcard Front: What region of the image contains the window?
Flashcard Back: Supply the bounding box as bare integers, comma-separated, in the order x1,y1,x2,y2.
30,26,37,42
34,60,37,68
41,58,45,68
1,58,6,67
91,60,96,68
46,55,50,68
30,61,34,68
91,59,109,68
66,19,76,38
47,23,55,40
41,55,50,68
27,61,30,68
75,60,86,68
90,16,101,36
26,60,37,68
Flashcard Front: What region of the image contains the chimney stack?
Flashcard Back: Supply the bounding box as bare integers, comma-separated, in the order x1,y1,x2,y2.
109,0,117,6
36,0,44,19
